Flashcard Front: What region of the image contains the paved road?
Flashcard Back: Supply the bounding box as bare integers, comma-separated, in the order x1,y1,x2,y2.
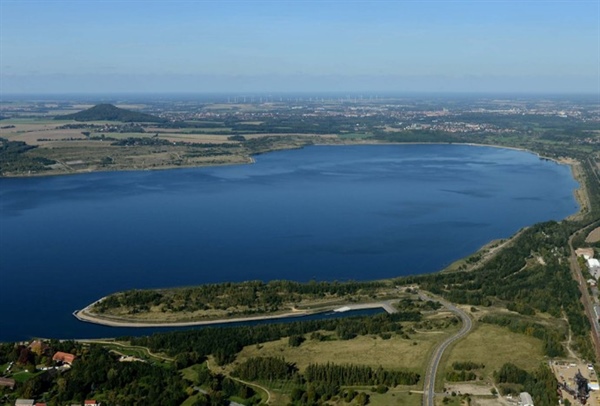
419,293,473,406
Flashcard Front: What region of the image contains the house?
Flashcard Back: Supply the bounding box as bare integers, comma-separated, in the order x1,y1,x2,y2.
15,400,35,406
0,377,15,389
519,391,534,406
84,401,100,406
52,351,76,365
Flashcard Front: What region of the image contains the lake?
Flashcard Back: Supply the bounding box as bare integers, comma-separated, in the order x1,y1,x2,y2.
0,144,579,341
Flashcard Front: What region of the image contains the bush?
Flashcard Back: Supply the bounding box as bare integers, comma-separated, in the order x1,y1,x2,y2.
288,335,306,347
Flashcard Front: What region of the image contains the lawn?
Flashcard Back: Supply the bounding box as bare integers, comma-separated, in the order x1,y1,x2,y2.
11,370,44,383
180,363,205,383
367,390,422,406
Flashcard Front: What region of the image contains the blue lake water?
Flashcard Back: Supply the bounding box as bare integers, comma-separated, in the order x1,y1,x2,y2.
0,144,579,342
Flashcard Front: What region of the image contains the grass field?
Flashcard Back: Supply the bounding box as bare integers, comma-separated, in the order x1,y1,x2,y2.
11,370,44,383
181,363,214,383
367,390,422,406
443,323,545,380
0,118,63,125
337,132,372,140
586,226,600,243
229,327,458,375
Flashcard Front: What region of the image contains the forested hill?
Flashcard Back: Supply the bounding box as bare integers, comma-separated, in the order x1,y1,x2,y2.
55,104,166,123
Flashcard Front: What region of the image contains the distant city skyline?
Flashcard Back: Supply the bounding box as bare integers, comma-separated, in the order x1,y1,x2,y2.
1,0,598,94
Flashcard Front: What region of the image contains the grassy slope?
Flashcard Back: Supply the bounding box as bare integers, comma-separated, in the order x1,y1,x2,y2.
444,324,545,380
230,329,456,375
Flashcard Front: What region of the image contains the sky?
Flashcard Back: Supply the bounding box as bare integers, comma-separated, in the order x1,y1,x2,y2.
0,0,598,94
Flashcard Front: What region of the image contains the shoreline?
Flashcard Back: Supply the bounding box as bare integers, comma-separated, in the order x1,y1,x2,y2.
0,140,575,179
73,301,396,328
68,140,589,328
0,154,257,179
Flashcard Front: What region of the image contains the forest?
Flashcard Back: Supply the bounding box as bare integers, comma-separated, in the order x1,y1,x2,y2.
229,357,418,405
0,137,56,175
494,363,559,405
405,219,595,360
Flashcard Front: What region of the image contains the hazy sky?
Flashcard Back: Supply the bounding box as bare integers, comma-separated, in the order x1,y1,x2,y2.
1,0,598,94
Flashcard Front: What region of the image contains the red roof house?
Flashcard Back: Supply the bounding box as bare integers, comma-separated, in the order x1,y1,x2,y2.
52,351,76,365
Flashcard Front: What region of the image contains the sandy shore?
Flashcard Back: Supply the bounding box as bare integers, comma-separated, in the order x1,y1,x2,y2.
73,301,397,328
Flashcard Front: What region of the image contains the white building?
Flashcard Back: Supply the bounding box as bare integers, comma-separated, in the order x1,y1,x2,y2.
519,392,534,406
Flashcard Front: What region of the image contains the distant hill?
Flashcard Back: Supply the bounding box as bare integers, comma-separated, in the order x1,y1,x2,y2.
55,104,166,123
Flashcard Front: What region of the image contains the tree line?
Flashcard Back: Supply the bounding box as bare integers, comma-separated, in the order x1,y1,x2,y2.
230,356,418,405
304,362,420,387
494,362,559,405
129,312,419,366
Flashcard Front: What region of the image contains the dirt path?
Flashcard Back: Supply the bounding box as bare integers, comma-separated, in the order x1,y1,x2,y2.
563,314,580,360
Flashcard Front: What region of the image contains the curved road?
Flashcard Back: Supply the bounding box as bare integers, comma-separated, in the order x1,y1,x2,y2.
419,293,473,406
